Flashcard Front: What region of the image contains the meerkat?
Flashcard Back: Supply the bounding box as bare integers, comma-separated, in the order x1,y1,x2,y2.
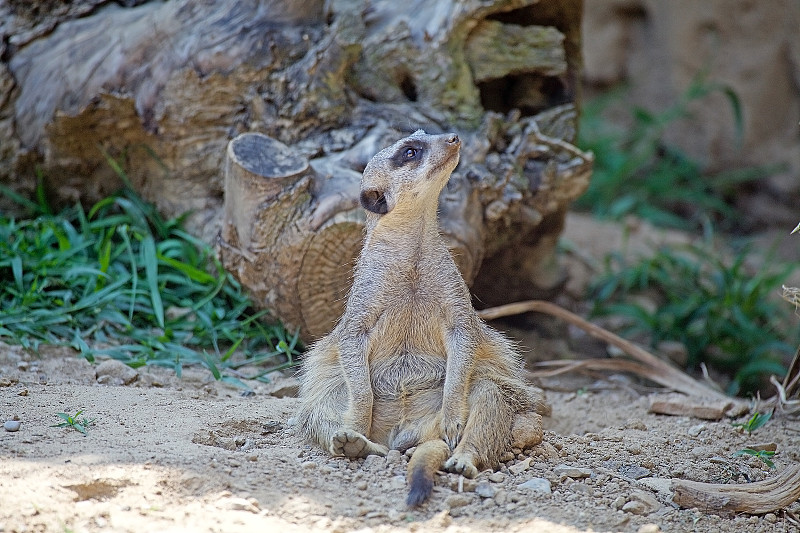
296,130,549,506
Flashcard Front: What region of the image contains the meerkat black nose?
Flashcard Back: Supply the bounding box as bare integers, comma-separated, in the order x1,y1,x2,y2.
446,134,460,146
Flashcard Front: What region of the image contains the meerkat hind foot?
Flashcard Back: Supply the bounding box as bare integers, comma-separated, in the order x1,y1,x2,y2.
331,429,388,458
444,452,479,478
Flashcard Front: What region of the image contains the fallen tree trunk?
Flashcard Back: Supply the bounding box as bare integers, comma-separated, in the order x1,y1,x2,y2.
2,0,590,341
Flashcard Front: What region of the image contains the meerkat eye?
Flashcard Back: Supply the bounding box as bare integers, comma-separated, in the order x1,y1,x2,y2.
404,148,417,159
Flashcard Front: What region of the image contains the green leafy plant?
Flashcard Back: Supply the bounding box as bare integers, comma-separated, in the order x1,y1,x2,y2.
734,448,776,468
577,71,780,230
51,410,96,436
0,159,301,386
732,411,773,434
590,242,795,395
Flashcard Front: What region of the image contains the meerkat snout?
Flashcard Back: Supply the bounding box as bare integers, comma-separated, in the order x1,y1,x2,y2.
359,130,461,217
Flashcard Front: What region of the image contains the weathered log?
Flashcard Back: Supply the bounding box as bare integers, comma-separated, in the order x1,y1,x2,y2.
2,0,591,341
672,465,800,515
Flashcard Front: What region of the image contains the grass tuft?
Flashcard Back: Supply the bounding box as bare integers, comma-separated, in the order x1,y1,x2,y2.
0,165,301,386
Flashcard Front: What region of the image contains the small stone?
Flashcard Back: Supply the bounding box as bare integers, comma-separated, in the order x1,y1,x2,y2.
445,494,472,509
687,424,706,437
626,443,643,455
474,481,497,499
508,457,532,475
362,454,386,471
301,461,317,470
764,513,777,523
494,489,508,505
4,420,21,432
510,412,543,449
637,524,661,533
18,389,28,396
16,361,29,371
622,501,648,515
553,465,592,479
355,480,368,490
499,451,515,462
95,359,139,385
612,496,627,510
488,472,506,483
517,477,551,494
625,419,648,431
221,497,259,513
619,465,651,480
386,449,402,465
637,477,672,497
627,490,661,514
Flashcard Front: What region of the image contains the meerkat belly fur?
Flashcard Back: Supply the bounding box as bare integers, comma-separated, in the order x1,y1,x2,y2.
296,130,548,506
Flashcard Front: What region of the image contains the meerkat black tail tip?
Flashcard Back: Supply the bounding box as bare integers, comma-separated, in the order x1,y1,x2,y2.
406,464,434,507
406,440,450,508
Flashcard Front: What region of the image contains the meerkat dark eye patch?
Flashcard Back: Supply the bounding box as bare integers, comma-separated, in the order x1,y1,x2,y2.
389,141,425,167
360,189,390,214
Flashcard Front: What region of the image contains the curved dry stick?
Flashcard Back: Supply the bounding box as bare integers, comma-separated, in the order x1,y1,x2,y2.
672,465,800,514
478,299,735,403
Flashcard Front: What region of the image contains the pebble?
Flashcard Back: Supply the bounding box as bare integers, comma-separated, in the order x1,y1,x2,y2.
508,457,532,475
619,465,651,480
386,449,402,465
301,461,317,470
517,477,551,494
361,454,386,471
765,513,777,523
553,465,592,479
637,477,672,497
95,359,139,385
637,524,661,533
612,496,627,510
621,501,648,515
445,494,472,509
494,489,508,505
18,389,28,396
221,497,259,513
4,420,21,432
355,480,368,490
474,481,497,499
488,472,506,483
687,424,706,437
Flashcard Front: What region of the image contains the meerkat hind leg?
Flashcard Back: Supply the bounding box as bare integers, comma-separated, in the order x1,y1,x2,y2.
444,378,515,478
331,429,389,458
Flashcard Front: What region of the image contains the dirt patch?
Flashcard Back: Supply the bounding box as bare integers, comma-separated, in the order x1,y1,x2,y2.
1,341,799,533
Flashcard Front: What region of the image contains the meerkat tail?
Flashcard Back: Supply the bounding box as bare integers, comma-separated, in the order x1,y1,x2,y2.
406,439,450,507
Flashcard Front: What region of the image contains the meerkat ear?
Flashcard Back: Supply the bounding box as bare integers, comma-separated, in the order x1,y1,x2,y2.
360,189,390,214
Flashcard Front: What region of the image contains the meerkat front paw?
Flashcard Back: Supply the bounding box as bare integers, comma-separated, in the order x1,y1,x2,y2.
331,429,388,458
444,452,478,478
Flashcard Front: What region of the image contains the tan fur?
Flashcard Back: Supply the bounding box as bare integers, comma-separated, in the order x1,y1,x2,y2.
296,130,548,506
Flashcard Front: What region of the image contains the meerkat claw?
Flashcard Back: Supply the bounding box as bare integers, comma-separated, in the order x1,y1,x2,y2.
444,453,479,478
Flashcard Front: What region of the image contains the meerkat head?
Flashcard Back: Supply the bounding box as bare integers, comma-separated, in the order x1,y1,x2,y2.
360,130,461,219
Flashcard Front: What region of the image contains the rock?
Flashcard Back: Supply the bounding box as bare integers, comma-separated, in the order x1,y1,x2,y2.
553,465,592,479
499,451,516,462
637,524,661,533
687,424,706,437
621,501,648,515
95,359,138,385
637,477,673,498
508,457,532,475
619,465,651,480
518,477,551,494
4,420,21,432
474,481,497,499
355,480,368,490
626,490,661,515
263,375,300,398
301,461,317,470
221,497,259,513
624,419,648,431
445,494,472,509
385,449,402,465
362,454,386,472
488,472,506,483
510,412,544,449
494,489,508,505
612,495,627,510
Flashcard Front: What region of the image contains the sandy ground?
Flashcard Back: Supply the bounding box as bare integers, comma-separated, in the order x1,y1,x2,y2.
2,213,799,532
1,341,799,533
